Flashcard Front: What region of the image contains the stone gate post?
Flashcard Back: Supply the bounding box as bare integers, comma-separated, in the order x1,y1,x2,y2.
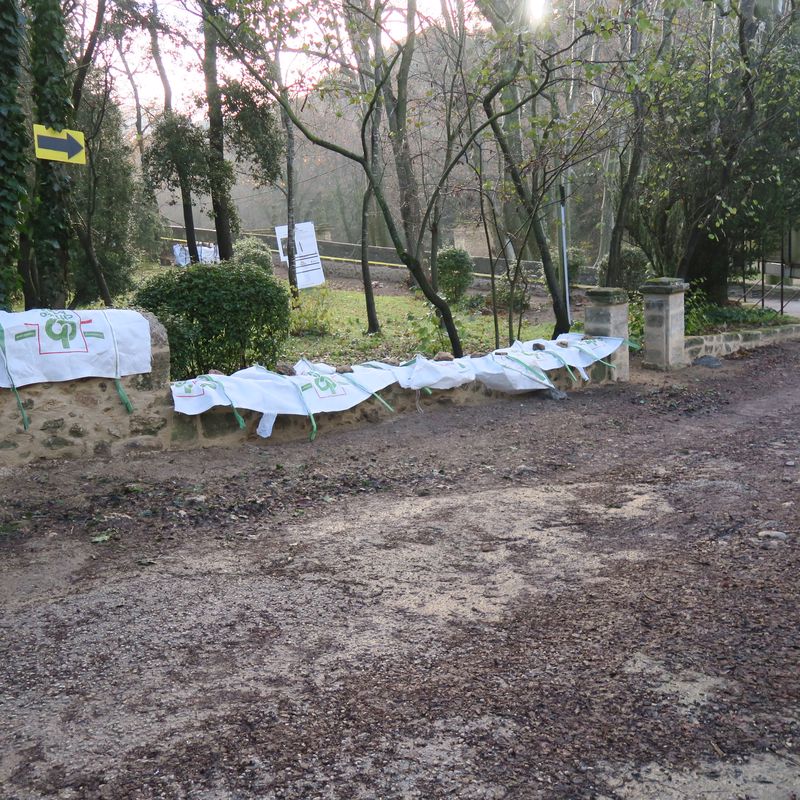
640,278,689,370
585,288,629,381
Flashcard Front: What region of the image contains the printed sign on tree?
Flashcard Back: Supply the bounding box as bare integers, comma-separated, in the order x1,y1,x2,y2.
274,222,325,289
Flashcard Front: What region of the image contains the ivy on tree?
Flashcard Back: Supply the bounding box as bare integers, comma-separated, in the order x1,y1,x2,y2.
28,0,73,308
0,0,27,309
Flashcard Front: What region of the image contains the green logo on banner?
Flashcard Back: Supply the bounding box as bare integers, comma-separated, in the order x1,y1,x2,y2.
44,317,78,349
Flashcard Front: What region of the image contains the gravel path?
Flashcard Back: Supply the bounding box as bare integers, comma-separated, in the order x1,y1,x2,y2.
1,344,799,799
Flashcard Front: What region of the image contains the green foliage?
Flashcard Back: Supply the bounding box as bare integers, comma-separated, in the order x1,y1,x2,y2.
143,112,213,197
30,0,72,307
0,0,27,309
223,80,284,188
630,9,800,293
406,304,451,354
683,290,712,336
627,292,644,343
72,87,138,305
436,247,474,304
493,277,531,313
598,245,652,292
129,183,168,262
231,236,273,275
290,286,333,336
627,287,794,342
134,262,291,379
567,246,587,273
683,289,795,335
29,0,70,127
461,294,488,313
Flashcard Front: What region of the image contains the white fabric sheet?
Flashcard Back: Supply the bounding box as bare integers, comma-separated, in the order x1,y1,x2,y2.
170,335,625,438
0,309,151,389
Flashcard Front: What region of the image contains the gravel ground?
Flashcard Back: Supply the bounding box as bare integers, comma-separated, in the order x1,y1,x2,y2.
1,344,799,800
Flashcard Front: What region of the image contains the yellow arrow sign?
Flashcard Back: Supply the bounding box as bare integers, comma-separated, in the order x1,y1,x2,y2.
33,124,86,164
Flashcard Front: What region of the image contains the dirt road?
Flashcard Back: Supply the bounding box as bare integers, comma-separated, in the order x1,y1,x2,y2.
1,345,799,799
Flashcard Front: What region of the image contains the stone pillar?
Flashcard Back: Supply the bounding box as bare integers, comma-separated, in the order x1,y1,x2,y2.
585,287,629,381
640,278,689,370
315,224,333,241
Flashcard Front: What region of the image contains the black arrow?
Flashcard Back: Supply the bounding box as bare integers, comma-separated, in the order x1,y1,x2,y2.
36,132,83,159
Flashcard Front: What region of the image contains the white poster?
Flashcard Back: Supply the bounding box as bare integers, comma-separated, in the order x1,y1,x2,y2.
274,221,325,289
0,309,151,388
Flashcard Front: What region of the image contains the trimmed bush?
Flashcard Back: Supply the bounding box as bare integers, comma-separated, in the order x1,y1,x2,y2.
230,236,274,275
134,261,290,379
436,247,474,304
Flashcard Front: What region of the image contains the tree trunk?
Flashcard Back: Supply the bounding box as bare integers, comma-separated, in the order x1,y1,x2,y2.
148,0,171,112
360,184,380,333
179,174,200,264
482,86,570,337
71,0,105,113
360,98,381,334
678,228,729,304
280,102,298,297
74,220,113,306
116,40,145,163
532,214,570,337
594,148,614,268
371,177,462,356
18,232,37,310
376,0,423,255
605,96,644,287
606,0,644,288
201,0,234,260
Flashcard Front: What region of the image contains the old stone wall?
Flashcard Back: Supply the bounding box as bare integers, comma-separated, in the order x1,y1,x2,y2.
0,313,172,467
1,310,614,465
168,368,603,452
684,324,800,361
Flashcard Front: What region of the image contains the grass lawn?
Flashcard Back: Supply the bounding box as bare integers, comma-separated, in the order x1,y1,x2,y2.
127,261,552,366
284,287,552,365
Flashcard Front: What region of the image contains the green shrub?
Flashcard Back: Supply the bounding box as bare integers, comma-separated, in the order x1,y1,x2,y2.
493,277,531,312
134,262,290,379
462,293,488,313
684,289,713,335
230,236,273,274
436,247,474,304
684,289,793,334
627,292,644,343
291,286,333,336
598,244,653,291
567,246,587,272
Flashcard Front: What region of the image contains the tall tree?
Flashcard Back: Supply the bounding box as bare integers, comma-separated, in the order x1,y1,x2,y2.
28,0,73,308
201,0,236,259
0,0,28,309
144,113,212,264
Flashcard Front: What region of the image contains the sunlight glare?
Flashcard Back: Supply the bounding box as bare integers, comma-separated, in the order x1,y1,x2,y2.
527,0,549,24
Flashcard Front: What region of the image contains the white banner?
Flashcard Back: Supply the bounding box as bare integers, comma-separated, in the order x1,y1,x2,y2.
170,336,624,439
355,355,477,391
0,309,151,389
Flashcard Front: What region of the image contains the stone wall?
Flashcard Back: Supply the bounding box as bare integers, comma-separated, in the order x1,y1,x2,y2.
0,313,172,467
168,363,610,452
685,323,800,361
1,308,618,465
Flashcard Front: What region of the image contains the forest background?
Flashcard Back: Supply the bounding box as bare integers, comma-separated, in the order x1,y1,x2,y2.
1,0,798,357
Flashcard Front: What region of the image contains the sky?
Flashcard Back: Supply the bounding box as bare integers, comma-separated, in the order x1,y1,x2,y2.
113,0,457,114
